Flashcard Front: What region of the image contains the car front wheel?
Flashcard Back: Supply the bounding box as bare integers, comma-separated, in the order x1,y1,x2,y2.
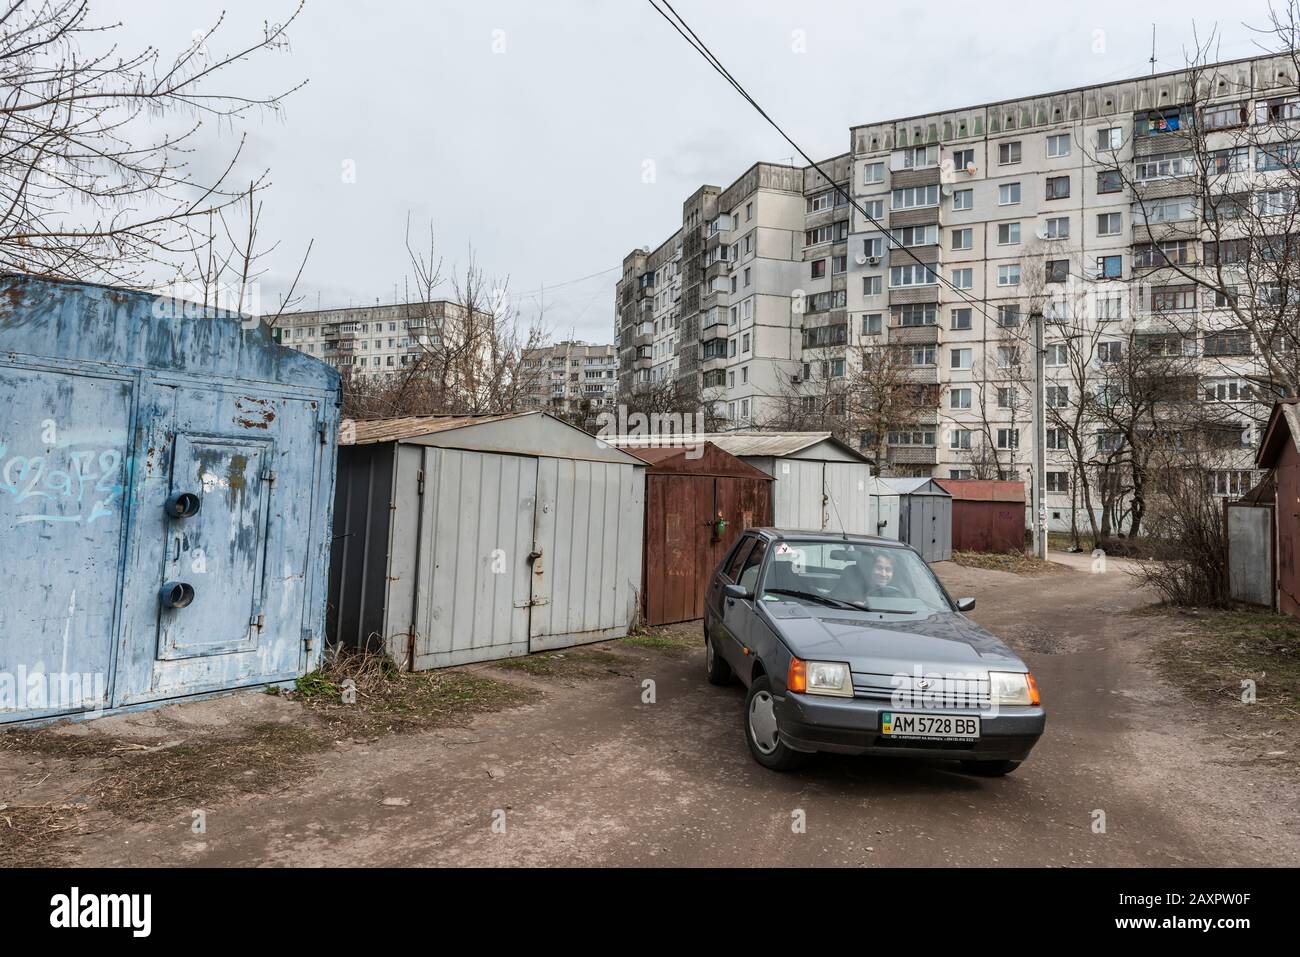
704,627,733,686
744,675,808,771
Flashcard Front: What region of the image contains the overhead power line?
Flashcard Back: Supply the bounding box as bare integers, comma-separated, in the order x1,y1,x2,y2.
644,0,1037,347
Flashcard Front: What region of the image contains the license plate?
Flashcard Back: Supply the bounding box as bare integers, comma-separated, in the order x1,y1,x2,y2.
880,711,980,741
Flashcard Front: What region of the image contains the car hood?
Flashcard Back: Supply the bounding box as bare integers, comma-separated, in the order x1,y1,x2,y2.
758,601,1026,675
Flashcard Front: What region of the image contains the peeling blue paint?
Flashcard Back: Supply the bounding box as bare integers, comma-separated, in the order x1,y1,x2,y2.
0,274,340,723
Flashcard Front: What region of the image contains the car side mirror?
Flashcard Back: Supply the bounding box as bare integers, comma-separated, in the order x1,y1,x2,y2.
724,583,750,600
955,597,976,612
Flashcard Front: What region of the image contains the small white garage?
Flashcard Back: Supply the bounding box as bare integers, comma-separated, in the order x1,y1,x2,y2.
704,432,877,536
328,412,646,669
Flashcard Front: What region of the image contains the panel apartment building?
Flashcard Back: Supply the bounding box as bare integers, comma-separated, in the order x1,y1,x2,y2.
270,300,462,377
520,340,618,425
617,55,1286,523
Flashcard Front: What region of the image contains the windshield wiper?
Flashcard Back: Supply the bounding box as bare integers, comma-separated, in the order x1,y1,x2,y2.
764,588,860,610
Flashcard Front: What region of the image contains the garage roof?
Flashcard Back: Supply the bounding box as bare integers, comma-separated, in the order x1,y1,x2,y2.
343,411,645,466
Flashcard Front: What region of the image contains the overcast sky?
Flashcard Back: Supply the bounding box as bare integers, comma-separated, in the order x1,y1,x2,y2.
103,0,1281,343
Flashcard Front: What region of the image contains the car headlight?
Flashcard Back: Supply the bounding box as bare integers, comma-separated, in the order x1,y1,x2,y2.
789,657,853,697
989,671,1040,706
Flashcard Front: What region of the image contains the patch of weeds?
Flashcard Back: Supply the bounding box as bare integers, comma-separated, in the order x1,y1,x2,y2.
620,625,700,656
950,551,1067,575
1152,607,1300,721
494,649,628,680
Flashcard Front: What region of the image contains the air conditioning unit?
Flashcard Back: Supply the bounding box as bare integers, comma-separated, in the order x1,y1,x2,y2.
867,256,881,266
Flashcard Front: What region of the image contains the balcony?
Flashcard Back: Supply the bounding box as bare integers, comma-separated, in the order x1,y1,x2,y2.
889,446,937,466
890,323,940,345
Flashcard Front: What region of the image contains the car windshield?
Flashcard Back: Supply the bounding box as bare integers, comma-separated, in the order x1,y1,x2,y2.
759,540,951,615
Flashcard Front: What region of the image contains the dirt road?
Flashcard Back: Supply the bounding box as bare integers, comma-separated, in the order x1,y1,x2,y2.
12,553,1300,866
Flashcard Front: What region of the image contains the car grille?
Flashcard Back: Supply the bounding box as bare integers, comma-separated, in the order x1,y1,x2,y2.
852,672,991,710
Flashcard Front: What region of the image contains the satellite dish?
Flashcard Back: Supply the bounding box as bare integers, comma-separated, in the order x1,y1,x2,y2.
854,254,868,265
940,183,954,197
1035,225,1050,240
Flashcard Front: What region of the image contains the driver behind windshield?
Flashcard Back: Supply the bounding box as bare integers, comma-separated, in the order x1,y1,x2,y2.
831,550,906,604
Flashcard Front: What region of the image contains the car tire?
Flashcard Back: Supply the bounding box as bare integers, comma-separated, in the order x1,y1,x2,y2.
704,627,733,686
959,759,1021,777
744,675,808,771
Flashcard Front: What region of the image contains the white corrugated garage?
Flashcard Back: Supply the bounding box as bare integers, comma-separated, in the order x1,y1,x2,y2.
328,412,646,669
703,432,877,536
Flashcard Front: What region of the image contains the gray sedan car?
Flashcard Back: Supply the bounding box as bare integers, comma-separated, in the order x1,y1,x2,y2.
703,529,1045,774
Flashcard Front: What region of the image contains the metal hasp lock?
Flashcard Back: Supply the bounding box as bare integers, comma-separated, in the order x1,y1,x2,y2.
527,547,543,575
159,581,196,609
164,491,201,519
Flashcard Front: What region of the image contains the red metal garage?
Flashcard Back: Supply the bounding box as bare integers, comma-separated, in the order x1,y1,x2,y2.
627,442,773,625
935,479,1027,554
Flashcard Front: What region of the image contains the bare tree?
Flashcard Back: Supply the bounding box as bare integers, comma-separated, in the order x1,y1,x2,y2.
0,0,305,287
343,220,548,420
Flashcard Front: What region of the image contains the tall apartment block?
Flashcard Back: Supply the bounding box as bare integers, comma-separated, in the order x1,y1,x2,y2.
521,340,618,425
617,55,1287,525
270,300,460,377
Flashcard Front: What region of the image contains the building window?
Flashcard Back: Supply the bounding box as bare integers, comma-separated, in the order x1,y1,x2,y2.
1045,175,1070,200
952,189,973,211
811,259,826,279
863,313,882,335
863,275,882,296
952,147,975,172
1098,340,1123,363
997,345,1018,368
997,387,1016,409
896,303,937,326
832,254,847,274
890,224,938,248
745,201,753,221
998,182,1021,206
1096,255,1122,279
830,358,845,377
1097,212,1122,236
891,185,940,209
1046,133,1071,158
906,345,937,366
951,227,973,250
950,307,972,331
950,347,973,370
1151,284,1195,312
1203,331,1252,356
1097,169,1123,194
863,237,883,258
1046,259,1069,283
996,304,1021,328
864,198,884,219
997,222,1021,245
950,387,972,409
742,333,751,353
1204,377,1253,402
996,428,1019,450
1097,126,1123,150
950,429,973,450
1044,216,1069,239
744,268,751,286
807,190,835,213
1210,470,1258,498
1046,428,1068,450
1046,343,1067,366
999,141,1022,165
863,161,885,184
1136,152,1195,181
1046,471,1070,493
889,263,939,287
805,225,834,246
1047,385,1069,408
899,145,939,169
997,264,1021,286
952,268,973,289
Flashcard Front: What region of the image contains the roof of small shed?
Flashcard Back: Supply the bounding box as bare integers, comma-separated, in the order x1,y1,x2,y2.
1258,400,1300,468
623,442,774,480
934,479,1025,502
342,411,645,467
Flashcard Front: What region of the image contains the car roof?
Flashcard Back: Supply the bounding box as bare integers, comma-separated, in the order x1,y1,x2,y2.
746,528,909,548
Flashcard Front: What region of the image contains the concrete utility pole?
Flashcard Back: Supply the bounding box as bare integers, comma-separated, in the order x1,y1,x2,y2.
1031,309,1048,560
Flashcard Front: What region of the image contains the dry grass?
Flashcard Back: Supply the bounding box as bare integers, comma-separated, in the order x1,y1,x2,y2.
620,623,701,656
493,648,630,680
0,648,536,866
949,550,1069,575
